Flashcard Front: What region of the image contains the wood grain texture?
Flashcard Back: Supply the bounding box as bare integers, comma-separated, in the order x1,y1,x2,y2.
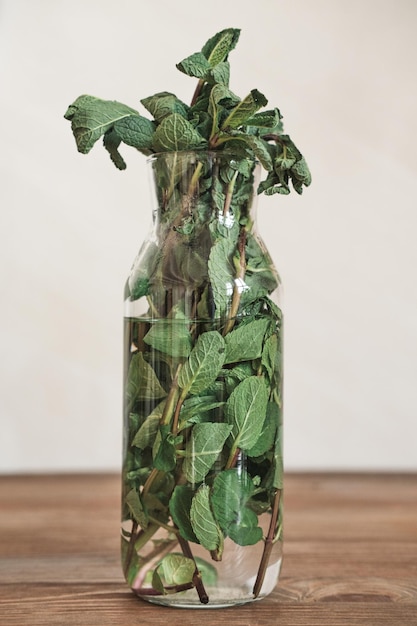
0,472,416,625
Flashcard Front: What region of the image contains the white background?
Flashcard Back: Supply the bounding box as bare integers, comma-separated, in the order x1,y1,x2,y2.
1,0,416,473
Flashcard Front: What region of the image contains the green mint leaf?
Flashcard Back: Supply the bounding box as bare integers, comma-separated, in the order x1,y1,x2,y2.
228,510,264,546
244,237,280,299
131,401,166,449
206,61,230,86
261,334,278,380
63,94,139,154
113,114,155,154
224,318,271,364
190,485,223,554
152,113,207,152
169,485,199,543
219,132,273,171
140,91,189,122
153,425,181,472
125,352,167,410
211,469,263,546
102,129,126,170
207,237,235,316
246,107,282,129
201,28,241,66
225,376,269,452
143,317,193,358
175,247,209,288
128,241,159,301
176,52,211,79
152,553,195,591
290,156,312,192
223,362,255,395
221,89,268,130
257,170,290,196
182,422,233,483
125,488,149,528
208,84,240,138
179,396,224,428
246,401,279,457
178,331,226,397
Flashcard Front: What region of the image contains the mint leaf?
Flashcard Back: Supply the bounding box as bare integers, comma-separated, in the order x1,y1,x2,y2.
182,422,232,483
103,129,126,170
225,376,268,452
261,333,278,380
152,113,207,152
169,485,199,542
190,485,223,555
131,401,166,449
208,84,240,138
140,91,189,122
201,28,241,66
178,331,226,397
207,238,235,316
152,554,195,591
125,488,149,528
113,115,155,154
125,352,167,410
246,401,279,457
176,52,211,79
246,108,282,129
207,61,230,86
224,318,271,364
218,132,273,171
64,95,139,154
221,89,268,130
211,469,263,546
290,155,312,193
143,317,193,358
179,396,224,428
153,425,181,472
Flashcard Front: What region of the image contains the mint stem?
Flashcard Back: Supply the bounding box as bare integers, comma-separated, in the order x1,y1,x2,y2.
252,488,282,598
178,535,209,604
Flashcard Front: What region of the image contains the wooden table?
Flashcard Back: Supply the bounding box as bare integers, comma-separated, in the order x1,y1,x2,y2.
0,473,416,625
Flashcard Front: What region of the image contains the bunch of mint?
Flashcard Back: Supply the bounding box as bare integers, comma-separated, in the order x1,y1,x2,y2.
64,28,311,196
65,28,310,604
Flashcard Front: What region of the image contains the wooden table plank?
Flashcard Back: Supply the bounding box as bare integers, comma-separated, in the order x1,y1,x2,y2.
0,473,416,625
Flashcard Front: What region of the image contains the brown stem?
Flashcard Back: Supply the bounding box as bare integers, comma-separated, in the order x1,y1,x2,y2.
191,79,205,107
223,170,238,218
225,446,240,470
261,133,285,145
252,488,282,598
142,468,158,499
171,394,185,436
134,582,194,597
178,535,209,604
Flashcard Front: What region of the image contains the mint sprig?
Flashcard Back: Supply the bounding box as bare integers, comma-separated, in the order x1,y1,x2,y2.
64,27,311,196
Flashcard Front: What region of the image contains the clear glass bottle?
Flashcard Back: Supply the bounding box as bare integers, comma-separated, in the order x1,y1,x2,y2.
121,150,283,608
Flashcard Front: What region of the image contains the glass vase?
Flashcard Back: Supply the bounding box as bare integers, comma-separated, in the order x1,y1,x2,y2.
121,150,283,608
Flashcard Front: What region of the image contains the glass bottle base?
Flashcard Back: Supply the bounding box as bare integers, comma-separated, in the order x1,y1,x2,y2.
132,555,282,609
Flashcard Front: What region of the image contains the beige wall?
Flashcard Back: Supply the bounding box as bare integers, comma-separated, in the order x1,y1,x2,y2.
1,0,416,471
